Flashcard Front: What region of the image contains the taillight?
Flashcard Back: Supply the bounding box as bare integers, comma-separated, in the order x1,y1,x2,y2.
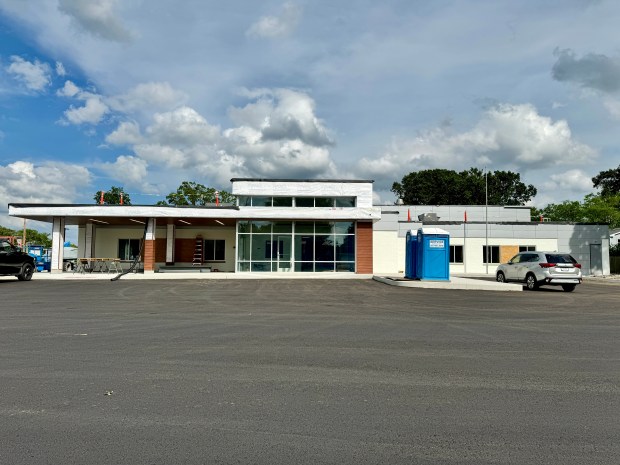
574,263,581,268
539,263,555,268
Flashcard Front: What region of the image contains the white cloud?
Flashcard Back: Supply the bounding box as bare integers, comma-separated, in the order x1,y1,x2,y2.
58,0,133,43
107,82,187,113
57,80,80,97
146,106,220,146
63,93,109,125
99,155,154,192
55,61,66,76
229,88,333,147
542,169,594,193
6,56,51,91
246,2,302,39
105,121,143,146
0,160,92,227
355,103,596,189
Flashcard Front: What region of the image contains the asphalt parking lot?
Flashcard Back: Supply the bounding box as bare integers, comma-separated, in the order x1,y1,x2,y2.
1,278,619,465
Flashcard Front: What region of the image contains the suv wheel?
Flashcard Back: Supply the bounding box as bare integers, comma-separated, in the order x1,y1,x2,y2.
525,273,538,291
562,284,576,292
496,272,506,283
17,263,34,281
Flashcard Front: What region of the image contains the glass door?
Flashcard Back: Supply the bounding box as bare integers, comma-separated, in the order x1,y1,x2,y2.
275,235,292,272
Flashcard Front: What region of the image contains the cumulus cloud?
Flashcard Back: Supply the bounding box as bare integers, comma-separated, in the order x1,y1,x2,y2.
107,82,187,113
57,80,80,97
229,88,334,147
105,121,143,146
102,88,337,187
99,155,154,190
552,49,620,93
58,0,133,43
6,56,51,91
355,103,596,188
246,2,302,39
63,92,109,125
542,169,593,193
0,160,92,227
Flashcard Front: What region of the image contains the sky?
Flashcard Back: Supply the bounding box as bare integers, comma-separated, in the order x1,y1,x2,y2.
1,0,620,233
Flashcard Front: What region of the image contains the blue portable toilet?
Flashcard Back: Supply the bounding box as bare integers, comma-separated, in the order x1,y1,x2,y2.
405,230,418,279
416,228,450,281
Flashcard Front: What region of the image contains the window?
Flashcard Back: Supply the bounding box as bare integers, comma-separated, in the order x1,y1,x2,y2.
119,239,141,260
204,239,225,261
482,245,500,264
519,245,536,252
239,196,356,208
450,245,463,263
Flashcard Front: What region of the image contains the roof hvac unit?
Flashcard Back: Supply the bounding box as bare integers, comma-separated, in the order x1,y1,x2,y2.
418,213,439,222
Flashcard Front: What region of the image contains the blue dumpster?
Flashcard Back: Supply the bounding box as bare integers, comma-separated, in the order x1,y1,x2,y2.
415,228,450,281
405,230,418,279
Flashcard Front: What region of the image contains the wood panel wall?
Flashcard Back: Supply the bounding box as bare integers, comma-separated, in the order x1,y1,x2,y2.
356,221,373,274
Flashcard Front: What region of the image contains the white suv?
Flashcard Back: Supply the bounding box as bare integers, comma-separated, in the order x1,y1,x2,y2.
496,251,582,292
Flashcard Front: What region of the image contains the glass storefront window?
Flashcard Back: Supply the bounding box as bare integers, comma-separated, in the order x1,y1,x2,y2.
251,222,272,234
295,197,314,207
273,197,293,207
273,221,292,233
238,196,251,207
333,221,354,234
238,220,355,273
252,196,272,207
335,197,356,207
314,197,333,207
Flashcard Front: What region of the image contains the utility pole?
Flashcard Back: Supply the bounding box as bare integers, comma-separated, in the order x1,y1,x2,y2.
22,218,27,248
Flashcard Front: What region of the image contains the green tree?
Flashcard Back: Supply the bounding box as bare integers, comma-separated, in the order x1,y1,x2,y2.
94,186,131,205
158,181,235,206
391,168,537,205
539,194,620,229
592,165,620,197
0,225,51,247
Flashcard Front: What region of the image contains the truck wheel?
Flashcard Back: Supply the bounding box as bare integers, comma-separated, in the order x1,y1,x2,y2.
18,263,34,281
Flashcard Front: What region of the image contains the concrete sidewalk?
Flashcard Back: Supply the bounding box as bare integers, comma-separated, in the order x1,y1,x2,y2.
373,275,523,292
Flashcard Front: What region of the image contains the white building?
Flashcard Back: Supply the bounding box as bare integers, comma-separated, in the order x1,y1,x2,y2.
8,178,611,276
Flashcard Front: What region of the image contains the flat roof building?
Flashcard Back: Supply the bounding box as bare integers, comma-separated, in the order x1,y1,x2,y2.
8,178,610,276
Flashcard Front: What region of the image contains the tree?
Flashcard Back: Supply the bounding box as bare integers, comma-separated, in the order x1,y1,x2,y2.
391,168,537,205
592,165,620,197
0,225,51,247
539,194,620,229
158,181,236,206
94,186,131,205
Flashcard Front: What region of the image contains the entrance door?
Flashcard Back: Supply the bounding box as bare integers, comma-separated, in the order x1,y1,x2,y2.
276,235,292,271
590,244,602,276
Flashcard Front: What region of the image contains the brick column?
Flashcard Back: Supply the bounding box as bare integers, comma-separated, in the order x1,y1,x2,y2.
144,218,156,272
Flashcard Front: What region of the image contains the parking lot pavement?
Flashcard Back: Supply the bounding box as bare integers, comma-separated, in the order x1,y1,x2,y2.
1,279,619,465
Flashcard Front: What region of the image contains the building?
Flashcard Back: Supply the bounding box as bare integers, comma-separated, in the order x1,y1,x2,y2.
8,178,611,276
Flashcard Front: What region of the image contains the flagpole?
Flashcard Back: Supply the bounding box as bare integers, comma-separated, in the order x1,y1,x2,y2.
485,168,489,275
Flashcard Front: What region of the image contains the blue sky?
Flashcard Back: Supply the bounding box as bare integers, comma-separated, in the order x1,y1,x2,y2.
1,0,620,232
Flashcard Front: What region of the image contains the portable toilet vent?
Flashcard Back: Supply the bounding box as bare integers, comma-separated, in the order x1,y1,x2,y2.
415,227,450,281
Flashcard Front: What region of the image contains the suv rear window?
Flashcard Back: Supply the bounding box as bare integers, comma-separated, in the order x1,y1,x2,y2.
545,254,576,264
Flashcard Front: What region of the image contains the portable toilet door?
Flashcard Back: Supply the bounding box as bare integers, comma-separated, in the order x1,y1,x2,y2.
405,230,418,279
416,228,450,281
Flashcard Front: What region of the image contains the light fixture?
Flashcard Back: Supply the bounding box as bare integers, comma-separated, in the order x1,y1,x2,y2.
178,219,191,225
88,218,109,224
130,219,145,224
215,220,225,226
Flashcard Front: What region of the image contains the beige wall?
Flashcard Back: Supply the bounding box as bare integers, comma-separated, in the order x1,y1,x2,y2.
372,231,559,276
89,225,237,272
